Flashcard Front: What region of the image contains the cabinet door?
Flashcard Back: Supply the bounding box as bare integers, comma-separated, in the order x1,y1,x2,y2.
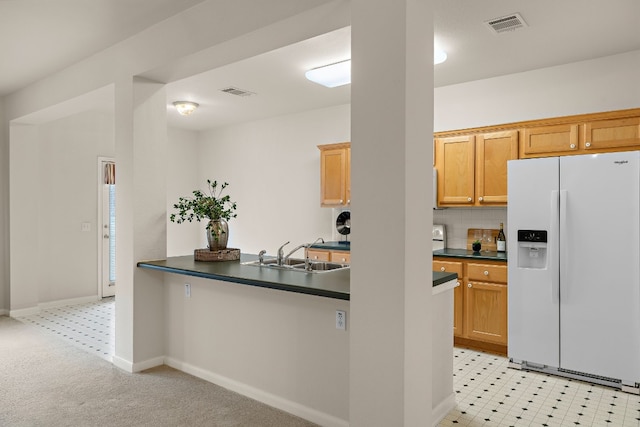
435,135,475,206
476,130,518,205
306,249,330,262
522,124,579,157
584,117,640,151
320,146,348,206
464,281,508,345
433,259,464,337
330,251,350,264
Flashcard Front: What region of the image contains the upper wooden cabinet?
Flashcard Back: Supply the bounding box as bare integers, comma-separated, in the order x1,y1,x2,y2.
435,130,517,207
518,109,640,158
476,130,518,205
521,124,579,157
584,117,640,151
318,142,350,207
435,135,476,206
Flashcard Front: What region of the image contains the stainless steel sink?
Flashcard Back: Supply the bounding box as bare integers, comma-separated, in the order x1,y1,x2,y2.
290,262,348,272
242,258,349,273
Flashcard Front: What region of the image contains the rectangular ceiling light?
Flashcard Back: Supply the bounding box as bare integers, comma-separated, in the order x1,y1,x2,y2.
305,60,351,88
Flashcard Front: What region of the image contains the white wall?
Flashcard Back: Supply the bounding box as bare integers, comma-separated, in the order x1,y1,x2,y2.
166,127,201,256
36,111,115,302
195,103,350,255
163,274,350,427
9,111,114,310
434,50,640,132
0,99,7,314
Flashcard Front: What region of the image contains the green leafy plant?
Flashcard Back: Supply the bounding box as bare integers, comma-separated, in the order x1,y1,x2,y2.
170,180,238,229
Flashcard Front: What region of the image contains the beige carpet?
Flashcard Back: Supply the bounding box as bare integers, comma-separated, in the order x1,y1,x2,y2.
0,316,318,427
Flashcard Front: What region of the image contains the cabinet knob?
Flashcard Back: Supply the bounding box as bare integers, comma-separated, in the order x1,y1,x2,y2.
440,266,445,272
467,197,472,202
585,142,591,148
313,255,318,259
468,283,472,288
339,199,344,204
570,143,576,149
479,196,484,202
347,199,351,204
340,258,346,262
484,270,489,276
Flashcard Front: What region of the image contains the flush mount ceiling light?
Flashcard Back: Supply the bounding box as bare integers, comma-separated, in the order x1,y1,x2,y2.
434,49,448,65
172,101,199,116
305,60,351,88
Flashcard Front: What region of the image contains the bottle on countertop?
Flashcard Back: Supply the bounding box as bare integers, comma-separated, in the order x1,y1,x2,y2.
497,222,506,253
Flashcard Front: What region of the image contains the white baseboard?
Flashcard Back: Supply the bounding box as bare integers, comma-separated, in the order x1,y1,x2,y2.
432,392,456,427
111,354,134,372
10,295,100,318
111,355,164,373
165,356,349,427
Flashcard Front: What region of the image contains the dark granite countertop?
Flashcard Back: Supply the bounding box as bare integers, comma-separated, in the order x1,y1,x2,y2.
138,253,458,300
309,241,350,251
138,253,350,300
433,248,508,262
433,271,458,286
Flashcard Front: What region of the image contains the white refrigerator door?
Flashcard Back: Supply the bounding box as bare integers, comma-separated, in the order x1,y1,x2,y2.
508,157,560,367
560,151,640,383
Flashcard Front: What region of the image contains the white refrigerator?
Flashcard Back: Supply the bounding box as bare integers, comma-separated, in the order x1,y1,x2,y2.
507,151,640,392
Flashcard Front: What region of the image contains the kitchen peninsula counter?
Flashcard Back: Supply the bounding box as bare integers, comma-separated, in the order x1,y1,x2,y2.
137,253,458,300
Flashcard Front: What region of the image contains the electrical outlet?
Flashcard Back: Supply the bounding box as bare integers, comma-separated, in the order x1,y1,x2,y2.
336,310,346,330
185,283,191,298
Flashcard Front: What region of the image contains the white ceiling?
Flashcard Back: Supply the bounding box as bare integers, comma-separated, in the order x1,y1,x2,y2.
2,1,640,131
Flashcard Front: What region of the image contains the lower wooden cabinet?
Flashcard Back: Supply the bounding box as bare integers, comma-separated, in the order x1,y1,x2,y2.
434,256,508,355
306,249,350,264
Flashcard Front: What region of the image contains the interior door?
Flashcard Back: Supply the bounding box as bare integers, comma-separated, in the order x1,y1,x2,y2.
101,161,116,297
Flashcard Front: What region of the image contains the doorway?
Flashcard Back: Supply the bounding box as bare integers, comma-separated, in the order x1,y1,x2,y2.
99,158,116,298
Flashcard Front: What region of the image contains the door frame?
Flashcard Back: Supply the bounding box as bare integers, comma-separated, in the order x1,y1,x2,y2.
97,156,115,298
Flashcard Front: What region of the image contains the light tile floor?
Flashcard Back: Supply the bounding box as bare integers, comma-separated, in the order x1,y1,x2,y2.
15,299,640,426
440,348,640,427
17,297,115,362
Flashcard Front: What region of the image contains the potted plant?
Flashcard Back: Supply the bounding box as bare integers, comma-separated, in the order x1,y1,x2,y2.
170,180,238,251
472,240,481,253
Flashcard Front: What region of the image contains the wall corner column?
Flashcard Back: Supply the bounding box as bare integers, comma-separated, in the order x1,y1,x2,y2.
350,0,434,425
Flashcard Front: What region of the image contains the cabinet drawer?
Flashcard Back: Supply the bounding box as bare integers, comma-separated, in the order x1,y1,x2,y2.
433,260,463,277
330,251,350,264
467,263,507,283
306,249,330,262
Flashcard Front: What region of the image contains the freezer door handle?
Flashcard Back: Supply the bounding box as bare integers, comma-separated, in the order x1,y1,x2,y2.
550,190,560,303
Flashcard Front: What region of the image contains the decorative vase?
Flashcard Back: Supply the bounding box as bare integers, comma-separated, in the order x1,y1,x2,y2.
207,219,228,251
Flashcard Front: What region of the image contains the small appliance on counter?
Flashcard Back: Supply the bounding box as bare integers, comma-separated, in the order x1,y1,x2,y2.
336,210,350,244
432,224,446,251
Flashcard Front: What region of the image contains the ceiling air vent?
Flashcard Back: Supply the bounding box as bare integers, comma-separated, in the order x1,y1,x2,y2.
485,13,528,34
219,86,255,97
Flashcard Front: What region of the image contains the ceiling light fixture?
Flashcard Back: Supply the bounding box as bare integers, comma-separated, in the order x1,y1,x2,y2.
434,49,448,65
305,60,351,88
173,101,199,116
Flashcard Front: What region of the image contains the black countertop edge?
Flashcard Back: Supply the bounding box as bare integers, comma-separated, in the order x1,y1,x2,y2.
310,241,350,251
433,248,508,262
432,271,458,286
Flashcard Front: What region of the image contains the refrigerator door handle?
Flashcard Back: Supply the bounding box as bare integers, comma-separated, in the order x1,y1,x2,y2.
559,190,568,302
550,190,560,303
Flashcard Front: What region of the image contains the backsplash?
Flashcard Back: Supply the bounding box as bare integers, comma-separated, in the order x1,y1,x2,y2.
433,207,507,250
